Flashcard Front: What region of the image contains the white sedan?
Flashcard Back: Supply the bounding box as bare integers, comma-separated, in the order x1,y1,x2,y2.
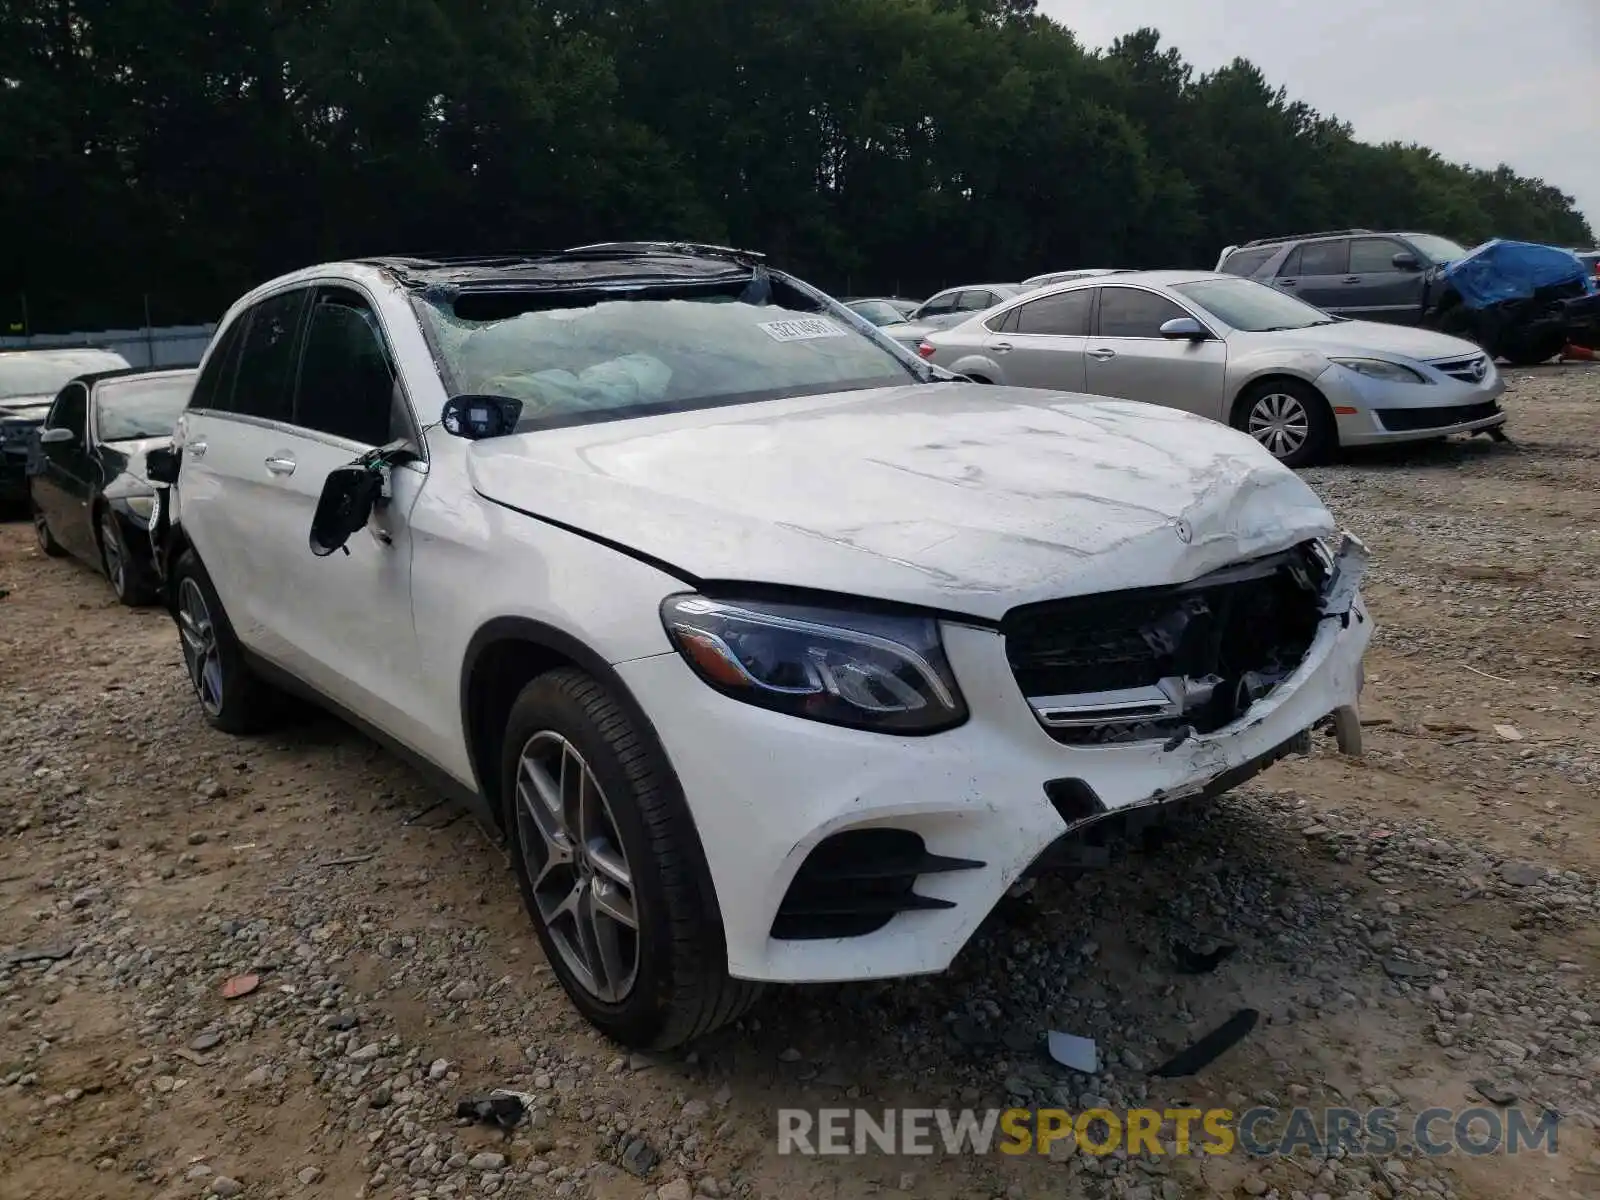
920,271,1507,466
156,244,1371,1047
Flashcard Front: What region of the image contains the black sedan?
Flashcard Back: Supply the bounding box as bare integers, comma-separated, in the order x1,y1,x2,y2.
29,366,195,605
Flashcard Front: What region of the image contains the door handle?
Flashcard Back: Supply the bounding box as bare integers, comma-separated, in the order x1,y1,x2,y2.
990,341,1013,354
1342,276,1361,284
1087,348,1117,361
264,455,297,476
1276,280,1296,287
187,440,207,458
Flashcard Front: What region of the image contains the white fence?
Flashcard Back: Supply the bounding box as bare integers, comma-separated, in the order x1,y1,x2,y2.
0,323,216,368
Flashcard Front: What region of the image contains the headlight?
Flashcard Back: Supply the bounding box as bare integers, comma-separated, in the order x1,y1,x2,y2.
1329,357,1429,384
660,594,968,734
122,494,155,519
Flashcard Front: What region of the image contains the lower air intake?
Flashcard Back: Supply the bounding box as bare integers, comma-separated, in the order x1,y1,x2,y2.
771,828,984,941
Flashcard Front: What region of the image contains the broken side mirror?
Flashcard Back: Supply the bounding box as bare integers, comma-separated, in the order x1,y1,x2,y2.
309,463,384,557
441,394,523,440
145,444,180,485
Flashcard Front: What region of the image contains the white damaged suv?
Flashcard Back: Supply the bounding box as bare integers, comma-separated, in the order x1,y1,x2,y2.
154,243,1372,1048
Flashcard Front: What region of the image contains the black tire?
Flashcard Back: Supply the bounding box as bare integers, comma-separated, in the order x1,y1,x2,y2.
32,499,67,557
98,506,156,607
1232,379,1336,468
169,547,285,734
1499,330,1565,367
501,667,761,1049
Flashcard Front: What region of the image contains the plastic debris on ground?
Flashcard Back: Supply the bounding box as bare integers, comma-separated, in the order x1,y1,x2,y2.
220,973,260,999
1046,1030,1099,1073
455,1089,533,1131
1151,1009,1258,1078
1172,940,1237,974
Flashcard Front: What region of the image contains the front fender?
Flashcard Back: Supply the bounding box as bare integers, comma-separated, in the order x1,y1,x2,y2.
1225,350,1331,408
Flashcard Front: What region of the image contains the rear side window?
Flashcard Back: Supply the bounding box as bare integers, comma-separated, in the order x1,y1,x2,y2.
1013,289,1092,335
1220,247,1275,277
1095,288,1189,338
956,290,995,311
188,318,246,412
1296,240,1349,275
230,289,309,422
294,287,405,446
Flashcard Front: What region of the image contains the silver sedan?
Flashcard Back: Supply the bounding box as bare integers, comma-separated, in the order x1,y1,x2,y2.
919,271,1507,466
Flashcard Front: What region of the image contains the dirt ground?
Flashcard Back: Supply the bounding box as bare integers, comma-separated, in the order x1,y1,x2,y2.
2,366,1598,1200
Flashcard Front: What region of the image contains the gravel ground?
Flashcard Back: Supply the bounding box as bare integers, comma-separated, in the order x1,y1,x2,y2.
3,365,1599,1200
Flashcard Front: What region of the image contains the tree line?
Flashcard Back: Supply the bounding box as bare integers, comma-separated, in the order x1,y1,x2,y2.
1,0,1592,333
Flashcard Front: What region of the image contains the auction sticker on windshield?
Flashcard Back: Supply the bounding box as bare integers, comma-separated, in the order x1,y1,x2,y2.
759,317,849,342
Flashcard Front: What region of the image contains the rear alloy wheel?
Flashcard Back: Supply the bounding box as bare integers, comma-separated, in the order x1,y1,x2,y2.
1236,381,1334,467
170,548,284,734
99,509,154,606
502,668,761,1048
33,501,67,557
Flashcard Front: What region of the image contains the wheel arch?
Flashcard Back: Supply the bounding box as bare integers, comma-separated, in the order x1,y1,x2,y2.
1228,370,1333,428
159,517,194,612
459,616,726,931
947,353,1000,382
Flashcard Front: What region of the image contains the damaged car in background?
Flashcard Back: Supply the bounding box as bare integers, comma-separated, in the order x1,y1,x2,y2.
0,346,130,504
151,241,1373,1049
28,365,195,605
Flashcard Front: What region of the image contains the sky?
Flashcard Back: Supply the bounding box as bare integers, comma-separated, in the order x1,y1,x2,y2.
1038,0,1600,236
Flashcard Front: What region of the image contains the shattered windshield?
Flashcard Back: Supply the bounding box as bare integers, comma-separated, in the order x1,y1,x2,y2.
94,373,195,441
417,277,919,432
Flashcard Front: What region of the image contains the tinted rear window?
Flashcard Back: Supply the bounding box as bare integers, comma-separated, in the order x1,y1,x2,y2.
1220,247,1275,277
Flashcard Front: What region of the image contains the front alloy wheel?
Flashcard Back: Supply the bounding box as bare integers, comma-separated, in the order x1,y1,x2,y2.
177,576,224,717
500,668,762,1048
515,731,640,1004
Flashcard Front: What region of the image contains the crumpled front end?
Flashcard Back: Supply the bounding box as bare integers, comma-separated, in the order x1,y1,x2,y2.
615,534,1372,984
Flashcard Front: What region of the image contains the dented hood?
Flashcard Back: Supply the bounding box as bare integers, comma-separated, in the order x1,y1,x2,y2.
466,383,1336,621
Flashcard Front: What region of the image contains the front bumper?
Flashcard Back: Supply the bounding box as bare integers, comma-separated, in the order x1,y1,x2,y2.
1319,362,1508,447
613,542,1373,984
